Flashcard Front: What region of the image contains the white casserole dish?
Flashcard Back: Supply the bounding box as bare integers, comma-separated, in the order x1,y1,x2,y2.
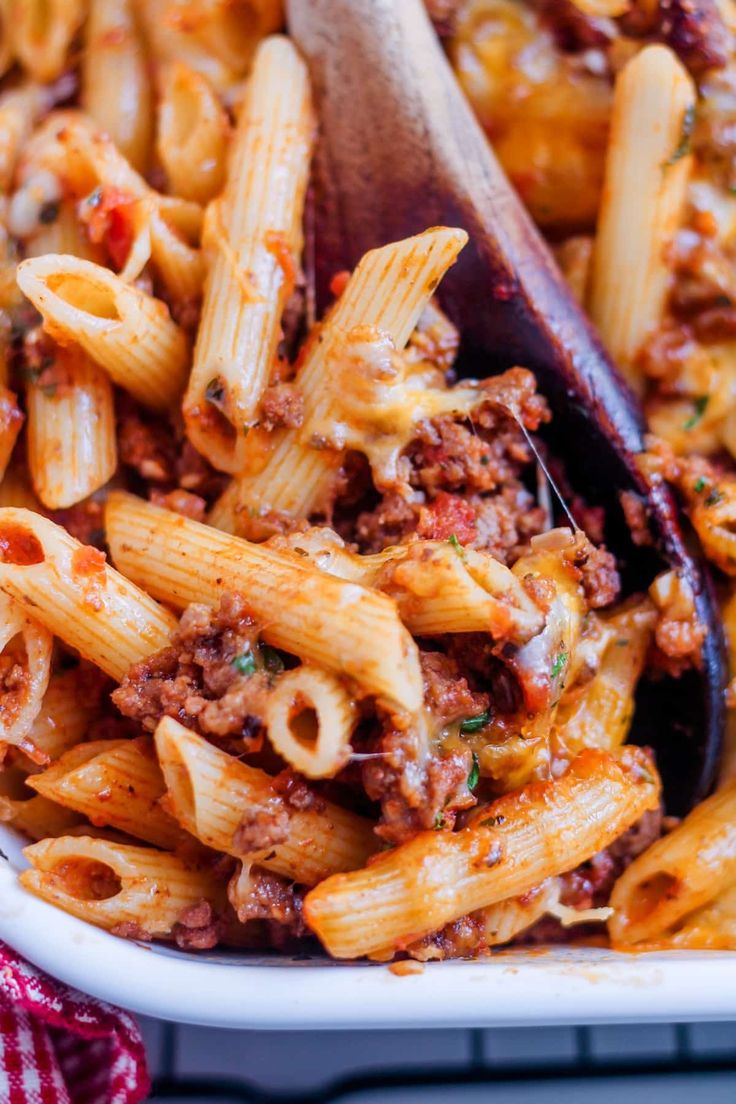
2,824,736,1029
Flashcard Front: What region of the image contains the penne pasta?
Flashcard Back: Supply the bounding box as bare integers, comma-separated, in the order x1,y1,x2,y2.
155,716,375,883
589,45,695,390
184,36,315,472
20,834,224,937
26,344,117,509
304,747,660,958
553,598,656,758
265,665,358,779
11,0,85,83
28,736,187,850
0,761,82,840
16,667,105,771
0,508,177,681
20,110,204,299
0,591,52,764
157,63,230,204
268,527,545,645
105,492,423,712
17,254,190,412
82,0,153,172
213,226,468,529
609,780,736,946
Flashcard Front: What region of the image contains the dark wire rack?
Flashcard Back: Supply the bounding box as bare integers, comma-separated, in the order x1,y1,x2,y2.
148,1025,736,1103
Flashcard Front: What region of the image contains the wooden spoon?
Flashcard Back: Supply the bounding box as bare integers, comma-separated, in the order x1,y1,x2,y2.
287,0,726,813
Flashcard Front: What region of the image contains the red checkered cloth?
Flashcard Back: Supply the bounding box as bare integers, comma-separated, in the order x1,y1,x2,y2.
0,941,150,1104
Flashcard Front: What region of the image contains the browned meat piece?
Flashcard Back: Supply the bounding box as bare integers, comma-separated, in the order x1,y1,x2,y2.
537,0,616,51
362,652,484,844
658,0,731,74
113,592,270,745
259,382,304,431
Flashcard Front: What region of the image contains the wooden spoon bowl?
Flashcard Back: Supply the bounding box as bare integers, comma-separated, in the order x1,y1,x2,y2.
287,0,726,813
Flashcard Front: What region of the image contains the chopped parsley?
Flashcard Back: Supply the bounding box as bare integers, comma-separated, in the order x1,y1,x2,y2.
434,812,446,830
467,752,480,791
693,476,707,494
447,533,463,556
461,711,490,734
551,650,568,680
232,644,284,677
683,395,709,430
665,103,695,167
615,638,630,647
706,488,724,507
232,651,256,675
480,454,490,466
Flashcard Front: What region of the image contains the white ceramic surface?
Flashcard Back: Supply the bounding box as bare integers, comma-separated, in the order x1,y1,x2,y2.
2,823,736,1029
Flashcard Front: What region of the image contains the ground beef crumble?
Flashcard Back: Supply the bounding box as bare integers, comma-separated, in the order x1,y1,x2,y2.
113,592,270,746
362,652,485,844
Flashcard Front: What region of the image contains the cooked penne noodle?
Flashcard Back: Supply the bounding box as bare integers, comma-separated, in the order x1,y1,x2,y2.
21,198,105,262
157,63,230,204
304,747,660,958
0,508,177,681
589,45,695,390
17,254,190,412
105,492,423,711
654,882,736,950
132,0,241,89
609,780,736,946
11,0,85,82
553,599,656,758
16,667,104,771
0,0,13,77
0,761,82,840
82,0,153,172
214,226,468,528
184,36,314,472
29,736,187,849
0,84,47,195
269,528,545,645
0,591,52,764
20,835,223,937
155,716,375,883
187,0,284,78
265,665,358,778
0,386,23,486
22,111,204,298
26,345,116,509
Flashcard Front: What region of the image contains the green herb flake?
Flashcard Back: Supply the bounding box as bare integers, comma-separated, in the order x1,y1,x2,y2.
232,651,256,675
693,476,707,493
467,752,480,791
260,645,284,675
447,533,463,556
434,812,446,830
665,103,695,167
615,638,630,647
461,711,490,734
551,650,568,680
706,488,724,507
683,395,709,430
480,454,490,466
